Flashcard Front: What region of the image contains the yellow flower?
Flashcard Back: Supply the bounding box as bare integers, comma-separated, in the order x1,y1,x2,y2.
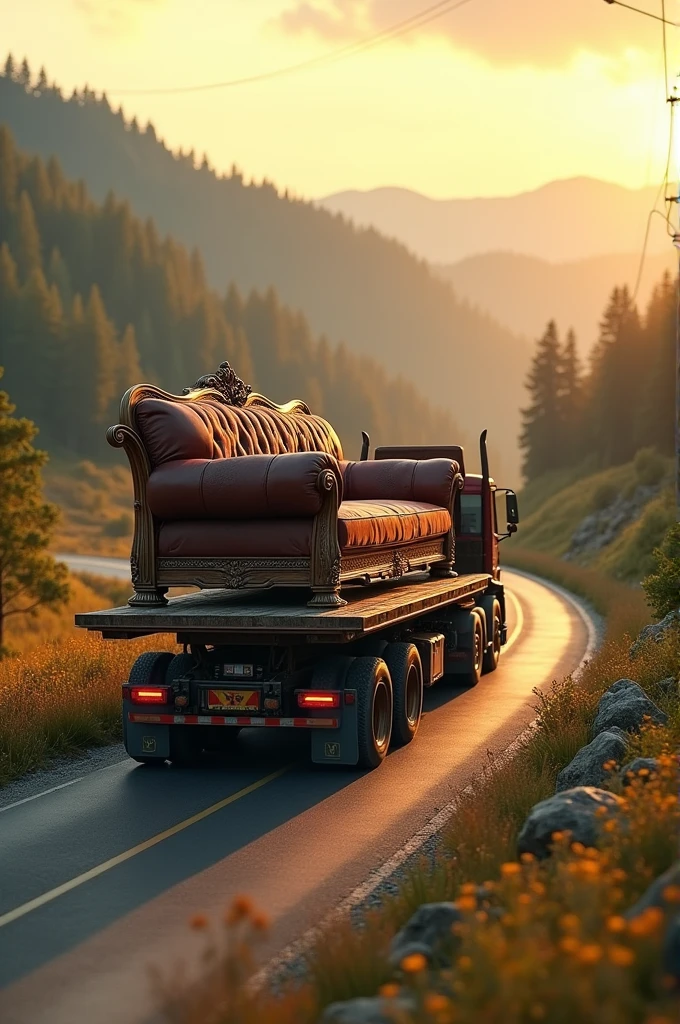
517,893,532,906
608,944,635,967
662,884,680,904
560,913,581,932
475,910,488,923
530,881,546,896
379,983,401,999
628,908,664,936
595,805,610,818
559,937,579,954
551,831,566,843
456,895,477,912
189,912,209,930
520,852,535,864
225,895,253,924
459,882,477,895
570,841,586,855
577,943,603,964
603,819,617,833
457,955,473,971
611,868,627,883
637,768,650,777
501,861,521,877
584,847,600,860
606,915,627,934
401,953,428,974
424,993,451,1013
251,911,270,932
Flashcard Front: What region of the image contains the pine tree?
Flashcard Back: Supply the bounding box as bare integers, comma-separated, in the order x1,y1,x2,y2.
83,285,118,428
519,321,564,481
17,58,30,89
559,329,583,464
117,324,143,393
0,125,18,215
46,247,73,308
36,66,48,92
13,190,42,279
3,54,15,80
0,368,69,656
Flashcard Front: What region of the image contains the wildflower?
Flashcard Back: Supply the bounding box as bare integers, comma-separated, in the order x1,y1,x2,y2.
457,955,472,971
459,882,477,895
577,943,603,964
456,895,477,913
611,869,627,883
584,847,600,859
559,937,579,954
379,983,401,999
608,944,635,966
571,841,586,855
606,915,626,934
603,819,617,833
602,760,617,771
401,952,428,974
475,911,488,923
595,805,610,817
628,908,664,936
424,993,451,1013
560,914,580,932
251,911,270,932
520,852,535,864
225,895,253,925
662,885,680,904
189,912,209,930
517,893,532,906
637,768,650,777
551,831,566,843
501,861,521,877
530,881,546,896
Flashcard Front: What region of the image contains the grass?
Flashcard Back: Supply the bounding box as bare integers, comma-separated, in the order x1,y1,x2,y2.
45,456,133,557
154,553,680,1023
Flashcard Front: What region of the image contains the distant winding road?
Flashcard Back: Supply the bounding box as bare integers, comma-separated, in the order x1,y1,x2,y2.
0,558,595,1024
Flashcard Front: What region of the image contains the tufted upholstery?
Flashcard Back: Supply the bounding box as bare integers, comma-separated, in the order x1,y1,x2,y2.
135,397,343,467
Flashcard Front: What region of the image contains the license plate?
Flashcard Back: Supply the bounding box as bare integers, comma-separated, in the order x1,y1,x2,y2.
207,689,260,712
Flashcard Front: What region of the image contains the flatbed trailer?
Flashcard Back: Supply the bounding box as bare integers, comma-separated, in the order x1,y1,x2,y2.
76,570,507,769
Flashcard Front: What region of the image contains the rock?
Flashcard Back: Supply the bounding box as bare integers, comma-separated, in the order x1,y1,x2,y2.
657,677,678,695
517,787,623,859
663,916,680,989
619,757,660,785
555,731,628,792
389,902,462,968
592,679,667,737
319,996,415,1024
625,861,680,918
565,484,662,562
630,611,680,657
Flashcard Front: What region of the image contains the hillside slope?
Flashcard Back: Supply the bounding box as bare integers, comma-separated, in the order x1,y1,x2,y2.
319,179,663,265
0,71,528,478
511,450,674,582
435,251,676,356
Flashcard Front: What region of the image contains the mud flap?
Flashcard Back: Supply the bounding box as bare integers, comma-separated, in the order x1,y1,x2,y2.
311,690,359,765
123,703,170,760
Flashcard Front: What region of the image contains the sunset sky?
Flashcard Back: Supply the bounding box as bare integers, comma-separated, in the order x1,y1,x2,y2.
4,0,679,199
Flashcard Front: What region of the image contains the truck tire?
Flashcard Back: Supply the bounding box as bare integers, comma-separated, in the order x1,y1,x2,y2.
383,643,423,747
481,599,502,675
346,657,393,769
124,651,174,765
466,611,484,687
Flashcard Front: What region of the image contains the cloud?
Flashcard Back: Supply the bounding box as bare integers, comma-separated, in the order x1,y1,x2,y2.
73,0,164,36
274,0,662,67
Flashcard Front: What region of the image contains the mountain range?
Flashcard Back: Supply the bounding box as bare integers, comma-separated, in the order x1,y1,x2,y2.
318,179,666,266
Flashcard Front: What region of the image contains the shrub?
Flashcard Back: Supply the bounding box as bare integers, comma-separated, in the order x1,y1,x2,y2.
633,448,667,488
642,522,680,619
592,480,618,511
103,512,133,538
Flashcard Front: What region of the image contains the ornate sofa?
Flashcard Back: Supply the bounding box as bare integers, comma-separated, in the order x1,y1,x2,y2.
108,363,464,607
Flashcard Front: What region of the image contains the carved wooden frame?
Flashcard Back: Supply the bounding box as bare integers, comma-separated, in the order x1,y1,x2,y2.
108,365,460,609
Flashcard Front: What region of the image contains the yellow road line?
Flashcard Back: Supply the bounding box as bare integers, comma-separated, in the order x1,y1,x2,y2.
0,766,289,929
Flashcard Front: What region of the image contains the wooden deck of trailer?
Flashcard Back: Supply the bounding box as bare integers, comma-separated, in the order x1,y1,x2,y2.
75,572,491,643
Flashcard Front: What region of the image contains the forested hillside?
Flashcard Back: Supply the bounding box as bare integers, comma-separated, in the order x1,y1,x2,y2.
0,126,464,462
0,59,527,477
520,277,675,481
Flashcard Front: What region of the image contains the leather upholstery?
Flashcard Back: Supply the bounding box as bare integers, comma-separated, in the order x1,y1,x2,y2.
147,453,342,520
135,397,343,467
158,501,452,557
374,445,466,477
342,459,459,510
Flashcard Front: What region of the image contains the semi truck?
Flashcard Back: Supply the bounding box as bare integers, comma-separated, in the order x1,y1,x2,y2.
76,432,519,770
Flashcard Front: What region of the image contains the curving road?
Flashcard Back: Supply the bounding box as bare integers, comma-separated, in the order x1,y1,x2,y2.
0,563,594,1024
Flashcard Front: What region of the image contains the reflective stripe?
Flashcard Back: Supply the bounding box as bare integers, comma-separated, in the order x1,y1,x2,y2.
129,712,338,728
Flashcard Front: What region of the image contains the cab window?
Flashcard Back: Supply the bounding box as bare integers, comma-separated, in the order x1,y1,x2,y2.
460,493,482,535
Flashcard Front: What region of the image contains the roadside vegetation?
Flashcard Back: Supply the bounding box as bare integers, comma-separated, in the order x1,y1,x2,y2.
155,547,679,1023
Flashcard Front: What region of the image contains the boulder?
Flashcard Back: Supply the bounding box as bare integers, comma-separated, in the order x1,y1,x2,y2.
630,611,680,658
592,679,667,737
319,996,414,1024
555,730,628,793
517,787,623,859
657,676,678,696
625,861,680,989
389,902,462,968
663,916,680,989
619,757,660,785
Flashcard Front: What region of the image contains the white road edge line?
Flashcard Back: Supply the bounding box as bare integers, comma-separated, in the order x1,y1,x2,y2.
252,570,599,988
0,759,129,815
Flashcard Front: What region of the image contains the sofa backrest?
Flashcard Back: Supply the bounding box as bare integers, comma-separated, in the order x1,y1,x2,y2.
135,396,344,467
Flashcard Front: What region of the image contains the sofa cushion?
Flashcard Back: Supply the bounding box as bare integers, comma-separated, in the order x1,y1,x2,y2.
147,453,342,520
135,397,343,467
342,459,459,509
157,500,451,558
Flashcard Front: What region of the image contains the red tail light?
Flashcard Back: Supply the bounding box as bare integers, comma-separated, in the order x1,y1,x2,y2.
297,690,341,709
128,685,171,705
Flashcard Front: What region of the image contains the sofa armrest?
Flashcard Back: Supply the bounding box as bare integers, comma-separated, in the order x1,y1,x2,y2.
147,452,342,520
341,458,461,509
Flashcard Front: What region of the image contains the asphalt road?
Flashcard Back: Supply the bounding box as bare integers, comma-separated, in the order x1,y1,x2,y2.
0,563,594,1024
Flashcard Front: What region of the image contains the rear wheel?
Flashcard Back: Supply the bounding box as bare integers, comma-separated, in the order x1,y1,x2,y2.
482,599,502,674
464,611,484,687
346,656,393,769
383,643,423,747
124,651,174,765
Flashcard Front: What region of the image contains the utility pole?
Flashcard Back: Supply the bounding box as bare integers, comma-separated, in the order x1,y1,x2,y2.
604,0,680,517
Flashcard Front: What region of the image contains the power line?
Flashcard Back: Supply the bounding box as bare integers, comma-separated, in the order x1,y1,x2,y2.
603,0,678,26
108,0,477,96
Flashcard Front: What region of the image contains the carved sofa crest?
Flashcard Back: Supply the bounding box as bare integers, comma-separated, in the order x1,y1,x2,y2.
108,362,464,607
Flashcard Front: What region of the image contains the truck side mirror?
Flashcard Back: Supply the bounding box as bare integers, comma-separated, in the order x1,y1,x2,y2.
505,491,519,526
